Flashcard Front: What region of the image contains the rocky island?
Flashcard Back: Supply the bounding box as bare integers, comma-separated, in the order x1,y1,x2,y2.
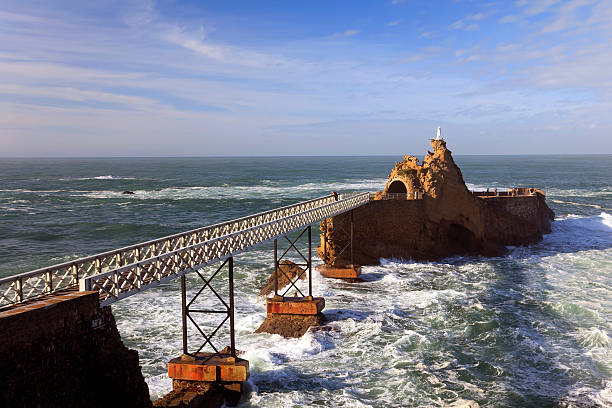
318,139,555,265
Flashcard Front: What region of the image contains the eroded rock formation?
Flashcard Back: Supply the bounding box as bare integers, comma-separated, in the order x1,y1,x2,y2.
255,313,326,338
258,260,306,297
319,139,554,265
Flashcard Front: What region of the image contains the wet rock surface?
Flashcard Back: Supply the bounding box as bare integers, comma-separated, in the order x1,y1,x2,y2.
154,346,246,408
153,380,243,408
255,312,326,338
319,139,555,265
258,260,306,297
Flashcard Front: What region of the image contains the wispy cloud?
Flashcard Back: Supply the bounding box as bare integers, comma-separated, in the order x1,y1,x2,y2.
332,29,361,37
498,15,519,23
517,0,563,16
449,20,479,31
386,20,401,26
161,27,290,68
467,12,486,20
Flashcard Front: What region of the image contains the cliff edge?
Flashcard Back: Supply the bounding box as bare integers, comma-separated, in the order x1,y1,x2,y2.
319,140,554,264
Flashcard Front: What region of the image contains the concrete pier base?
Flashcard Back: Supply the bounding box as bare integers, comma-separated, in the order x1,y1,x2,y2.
155,352,249,407
266,296,325,315
316,264,361,279
255,296,326,338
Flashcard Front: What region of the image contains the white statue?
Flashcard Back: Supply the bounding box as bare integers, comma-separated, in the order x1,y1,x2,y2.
436,126,441,140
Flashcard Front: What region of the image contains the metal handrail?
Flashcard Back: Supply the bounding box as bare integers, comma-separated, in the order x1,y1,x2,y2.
471,187,545,198
81,192,370,306
0,191,370,308
369,192,423,200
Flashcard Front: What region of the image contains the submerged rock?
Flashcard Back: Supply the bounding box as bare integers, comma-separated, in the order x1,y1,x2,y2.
319,139,555,264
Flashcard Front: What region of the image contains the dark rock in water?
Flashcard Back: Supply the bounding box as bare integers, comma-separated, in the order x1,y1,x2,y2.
153,346,246,408
255,312,326,338
153,381,223,408
122,190,135,195
258,260,306,297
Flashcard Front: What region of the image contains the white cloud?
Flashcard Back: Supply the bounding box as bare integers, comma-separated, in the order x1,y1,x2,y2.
0,10,46,23
396,55,424,64
333,29,361,37
386,20,401,26
498,15,519,23
161,26,290,68
467,12,486,20
449,20,465,30
517,0,563,16
450,20,479,31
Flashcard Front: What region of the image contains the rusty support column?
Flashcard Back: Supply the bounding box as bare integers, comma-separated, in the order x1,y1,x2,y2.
350,210,354,267
228,257,236,357
181,275,188,355
308,225,312,298
273,238,278,297
323,221,327,258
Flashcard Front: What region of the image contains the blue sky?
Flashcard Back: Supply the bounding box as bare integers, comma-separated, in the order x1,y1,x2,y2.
0,0,611,156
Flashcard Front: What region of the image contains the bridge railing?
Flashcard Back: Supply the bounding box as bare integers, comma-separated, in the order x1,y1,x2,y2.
471,187,545,198
0,192,369,309
81,192,370,306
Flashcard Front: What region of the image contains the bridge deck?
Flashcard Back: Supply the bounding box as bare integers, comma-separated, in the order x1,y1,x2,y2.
0,192,370,308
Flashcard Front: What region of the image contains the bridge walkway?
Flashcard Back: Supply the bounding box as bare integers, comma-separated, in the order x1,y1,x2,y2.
0,192,370,309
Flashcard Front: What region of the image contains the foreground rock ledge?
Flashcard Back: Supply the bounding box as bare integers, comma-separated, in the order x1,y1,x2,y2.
319,139,555,265
0,292,151,408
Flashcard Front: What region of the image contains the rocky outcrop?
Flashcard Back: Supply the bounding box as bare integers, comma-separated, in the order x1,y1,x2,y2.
0,292,152,408
255,313,326,338
319,139,554,264
258,260,306,297
256,262,325,338
153,381,223,408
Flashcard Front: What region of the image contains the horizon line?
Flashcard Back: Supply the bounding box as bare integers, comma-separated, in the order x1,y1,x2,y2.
1,153,611,159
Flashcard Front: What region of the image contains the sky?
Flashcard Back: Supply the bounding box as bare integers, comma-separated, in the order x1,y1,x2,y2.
0,0,611,156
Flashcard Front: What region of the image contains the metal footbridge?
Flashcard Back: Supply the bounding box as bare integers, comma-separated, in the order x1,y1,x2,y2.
0,192,370,309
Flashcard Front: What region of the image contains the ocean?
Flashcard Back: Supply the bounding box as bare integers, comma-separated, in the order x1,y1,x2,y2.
0,154,610,407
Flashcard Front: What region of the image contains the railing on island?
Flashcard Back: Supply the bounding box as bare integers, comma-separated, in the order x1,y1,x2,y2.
472,187,545,198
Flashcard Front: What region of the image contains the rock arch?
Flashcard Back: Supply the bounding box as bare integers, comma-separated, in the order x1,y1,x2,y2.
387,180,408,194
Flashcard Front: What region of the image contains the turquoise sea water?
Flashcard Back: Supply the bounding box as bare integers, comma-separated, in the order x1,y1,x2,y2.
0,154,610,407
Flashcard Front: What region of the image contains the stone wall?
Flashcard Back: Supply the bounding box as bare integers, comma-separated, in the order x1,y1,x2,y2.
0,292,152,408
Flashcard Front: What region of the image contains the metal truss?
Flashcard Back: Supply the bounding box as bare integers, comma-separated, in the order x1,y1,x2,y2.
0,192,370,309
273,226,312,298
181,257,235,357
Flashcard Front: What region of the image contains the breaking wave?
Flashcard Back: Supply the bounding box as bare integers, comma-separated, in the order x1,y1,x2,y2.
77,178,388,200
112,212,612,406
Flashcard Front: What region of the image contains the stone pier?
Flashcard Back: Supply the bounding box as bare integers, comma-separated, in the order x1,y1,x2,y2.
255,296,326,338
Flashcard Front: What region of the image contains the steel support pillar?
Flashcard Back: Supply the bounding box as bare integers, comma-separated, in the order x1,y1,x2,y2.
350,210,354,267
180,257,236,358
273,226,312,298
